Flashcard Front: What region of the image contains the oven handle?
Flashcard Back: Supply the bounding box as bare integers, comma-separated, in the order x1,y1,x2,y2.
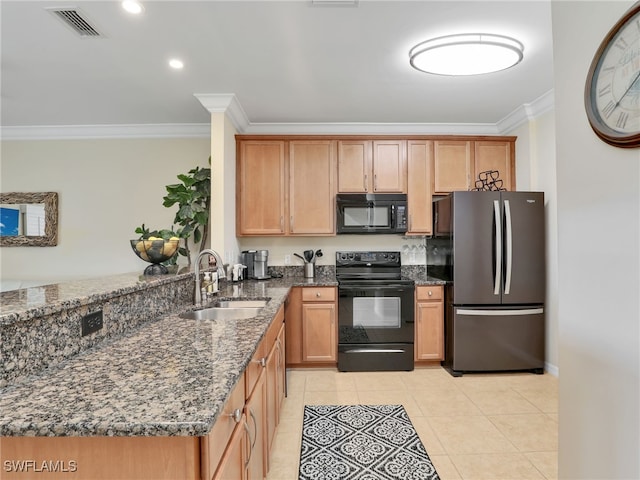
343,348,408,354
338,284,413,293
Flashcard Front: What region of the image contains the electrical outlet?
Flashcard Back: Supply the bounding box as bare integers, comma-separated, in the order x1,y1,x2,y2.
81,310,103,337
284,254,291,265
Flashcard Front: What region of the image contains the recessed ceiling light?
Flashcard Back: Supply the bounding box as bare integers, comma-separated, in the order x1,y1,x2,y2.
409,33,524,76
169,59,184,70
122,1,144,15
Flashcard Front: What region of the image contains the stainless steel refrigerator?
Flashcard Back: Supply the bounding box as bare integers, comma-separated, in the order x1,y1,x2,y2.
433,191,545,376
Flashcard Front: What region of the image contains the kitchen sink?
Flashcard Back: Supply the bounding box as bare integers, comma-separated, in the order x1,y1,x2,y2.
215,300,268,308
179,306,262,321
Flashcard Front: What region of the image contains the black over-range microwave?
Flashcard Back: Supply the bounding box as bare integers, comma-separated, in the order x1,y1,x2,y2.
336,194,408,234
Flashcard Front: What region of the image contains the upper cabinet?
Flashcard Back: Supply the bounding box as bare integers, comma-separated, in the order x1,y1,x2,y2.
406,140,433,235
237,140,287,235
337,140,407,193
237,139,336,236
433,140,472,194
473,140,515,192
236,135,515,237
433,139,515,194
289,141,335,235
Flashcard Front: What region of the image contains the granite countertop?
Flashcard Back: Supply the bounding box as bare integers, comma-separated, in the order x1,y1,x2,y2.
0,271,194,326
0,280,292,437
0,269,441,438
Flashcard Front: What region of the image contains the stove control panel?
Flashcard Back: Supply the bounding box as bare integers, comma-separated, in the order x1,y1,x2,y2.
336,251,400,266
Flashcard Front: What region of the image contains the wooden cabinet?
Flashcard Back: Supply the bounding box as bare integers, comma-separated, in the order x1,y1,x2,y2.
415,286,444,361
244,369,266,480
337,140,406,193
237,140,287,235
211,305,286,480
474,140,515,191
433,139,515,194
302,287,337,362
407,140,433,235
289,140,335,234
213,415,246,480
433,140,472,194
237,135,516,237
285,287,337,367
237,139,335,236
264,307,286,471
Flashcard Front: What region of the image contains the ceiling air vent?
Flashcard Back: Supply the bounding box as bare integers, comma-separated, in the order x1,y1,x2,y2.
47,7,102,37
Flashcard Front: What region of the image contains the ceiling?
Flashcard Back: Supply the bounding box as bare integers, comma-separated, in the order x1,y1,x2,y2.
0,1,555,137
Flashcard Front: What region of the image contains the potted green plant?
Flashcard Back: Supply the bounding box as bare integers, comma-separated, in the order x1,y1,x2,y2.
134,160,211,268
162,163,211,267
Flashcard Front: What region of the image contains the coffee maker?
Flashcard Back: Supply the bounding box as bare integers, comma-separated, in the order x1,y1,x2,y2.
253,250,270,279
241,250,270,280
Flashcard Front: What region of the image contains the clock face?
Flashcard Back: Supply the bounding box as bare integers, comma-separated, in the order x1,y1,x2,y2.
585,3,640,147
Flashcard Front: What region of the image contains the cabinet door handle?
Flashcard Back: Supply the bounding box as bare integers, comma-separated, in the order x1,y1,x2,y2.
428,290,433,296
243,418,252,468
248,408,258,451
280,216,284,231
363,174,368,191
374,174,377,191
290,215,294,232
316,292,321,298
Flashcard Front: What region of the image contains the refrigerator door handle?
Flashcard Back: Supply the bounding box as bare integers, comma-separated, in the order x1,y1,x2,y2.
456,308,544,316
493,200,502,295
504,199,513,295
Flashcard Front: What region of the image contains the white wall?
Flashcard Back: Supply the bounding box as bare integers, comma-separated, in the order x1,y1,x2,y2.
0,138,210,285
509,108,559,375
552,1,639,478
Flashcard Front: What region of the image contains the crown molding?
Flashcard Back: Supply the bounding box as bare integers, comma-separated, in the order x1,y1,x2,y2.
497,89,554,134
1,90,553,140
0,123,210,140
193,93,250,132
240,122,500,135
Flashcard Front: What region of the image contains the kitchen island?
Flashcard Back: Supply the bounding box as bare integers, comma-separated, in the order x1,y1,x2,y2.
0,268,442,478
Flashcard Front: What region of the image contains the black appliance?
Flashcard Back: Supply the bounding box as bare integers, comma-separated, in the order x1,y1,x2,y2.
336,194,408,234
433,191,546,376
336,251,415,371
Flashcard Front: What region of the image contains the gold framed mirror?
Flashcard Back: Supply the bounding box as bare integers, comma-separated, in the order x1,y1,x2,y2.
0,192,58,247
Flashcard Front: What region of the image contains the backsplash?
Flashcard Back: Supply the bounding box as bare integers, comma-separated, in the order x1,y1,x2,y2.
0,275,193,387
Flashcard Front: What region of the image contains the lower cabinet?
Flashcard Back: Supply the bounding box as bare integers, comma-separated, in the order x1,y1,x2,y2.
286,287,337,367
207,304,286,480
415,286,445,362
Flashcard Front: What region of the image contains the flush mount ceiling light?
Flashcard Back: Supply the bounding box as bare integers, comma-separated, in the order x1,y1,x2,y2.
409,33,524,76
168,59,184,69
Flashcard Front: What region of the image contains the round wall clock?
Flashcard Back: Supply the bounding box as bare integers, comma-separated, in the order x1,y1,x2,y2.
584,2,640,148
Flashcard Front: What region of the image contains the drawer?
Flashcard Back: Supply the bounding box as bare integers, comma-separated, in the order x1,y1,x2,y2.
416,285,443,301
302,287,336,302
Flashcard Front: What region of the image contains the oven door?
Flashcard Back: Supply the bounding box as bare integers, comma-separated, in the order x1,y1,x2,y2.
338,282,414,371
338,283,414,344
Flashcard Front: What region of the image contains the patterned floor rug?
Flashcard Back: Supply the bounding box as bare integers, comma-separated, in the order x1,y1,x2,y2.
299,404,440,480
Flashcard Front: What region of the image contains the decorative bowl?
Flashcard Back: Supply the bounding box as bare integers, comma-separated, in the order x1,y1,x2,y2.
130,238,180,275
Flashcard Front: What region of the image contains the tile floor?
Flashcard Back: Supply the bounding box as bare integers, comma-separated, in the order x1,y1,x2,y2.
266,367,558,480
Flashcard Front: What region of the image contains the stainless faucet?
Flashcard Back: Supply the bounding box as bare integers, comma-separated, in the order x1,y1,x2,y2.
194,249,226,305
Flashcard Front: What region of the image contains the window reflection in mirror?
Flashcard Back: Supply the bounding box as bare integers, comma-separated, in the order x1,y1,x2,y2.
0,192,58,247
0,203,46,237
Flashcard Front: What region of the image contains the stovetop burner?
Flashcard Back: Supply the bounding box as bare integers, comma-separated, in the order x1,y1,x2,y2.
336,251,413,285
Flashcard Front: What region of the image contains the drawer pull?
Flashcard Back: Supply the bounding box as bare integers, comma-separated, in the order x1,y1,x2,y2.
229,408,242,423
